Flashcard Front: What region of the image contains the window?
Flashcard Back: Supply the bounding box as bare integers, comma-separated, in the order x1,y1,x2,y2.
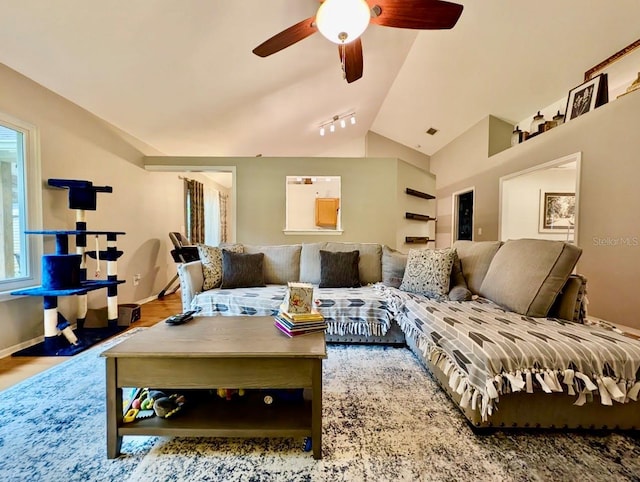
0,112,42,297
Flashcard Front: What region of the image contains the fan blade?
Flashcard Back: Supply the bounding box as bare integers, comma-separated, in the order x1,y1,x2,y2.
369,0,463,30
252,17,317,57
341,38,363,83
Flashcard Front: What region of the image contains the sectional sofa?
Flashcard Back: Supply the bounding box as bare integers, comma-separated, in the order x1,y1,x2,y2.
177,240,640,430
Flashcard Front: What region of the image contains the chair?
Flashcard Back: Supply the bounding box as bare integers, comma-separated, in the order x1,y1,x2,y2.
157,232,200,299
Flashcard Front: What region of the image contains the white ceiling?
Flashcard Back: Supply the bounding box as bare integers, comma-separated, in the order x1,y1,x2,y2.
0,1,639,158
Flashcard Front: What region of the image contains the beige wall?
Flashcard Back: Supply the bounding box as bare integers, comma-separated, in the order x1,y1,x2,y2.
146,156,434,249
431,92,640,329
0,63,183,354
396,162,436,250
366,131,430,171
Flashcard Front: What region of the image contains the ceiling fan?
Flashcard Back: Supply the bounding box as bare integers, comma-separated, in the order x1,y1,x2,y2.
252,0,463,83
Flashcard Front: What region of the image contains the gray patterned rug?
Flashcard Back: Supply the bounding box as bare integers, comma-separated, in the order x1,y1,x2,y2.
1,331,639,481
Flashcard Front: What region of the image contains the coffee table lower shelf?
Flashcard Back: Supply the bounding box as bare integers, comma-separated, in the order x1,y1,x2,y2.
119,395,312,439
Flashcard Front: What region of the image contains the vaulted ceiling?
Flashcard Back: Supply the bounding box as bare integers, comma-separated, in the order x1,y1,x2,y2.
0,1,639,158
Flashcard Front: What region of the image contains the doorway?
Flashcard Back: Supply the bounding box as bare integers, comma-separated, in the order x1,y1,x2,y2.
453,189,474,242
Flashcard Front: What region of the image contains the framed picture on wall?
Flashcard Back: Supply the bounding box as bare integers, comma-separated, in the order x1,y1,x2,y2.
565,73,608,121
539,192,575,233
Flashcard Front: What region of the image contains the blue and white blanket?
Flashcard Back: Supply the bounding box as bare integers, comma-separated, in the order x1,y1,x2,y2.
190,284,395,337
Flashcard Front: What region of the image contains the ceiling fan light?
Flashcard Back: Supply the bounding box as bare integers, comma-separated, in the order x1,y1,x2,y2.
316,0,371,44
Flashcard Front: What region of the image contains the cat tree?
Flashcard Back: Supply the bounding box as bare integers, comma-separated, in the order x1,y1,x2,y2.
11,179,125,356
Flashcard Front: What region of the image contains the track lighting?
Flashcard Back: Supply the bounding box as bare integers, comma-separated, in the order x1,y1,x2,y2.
318,111,357,136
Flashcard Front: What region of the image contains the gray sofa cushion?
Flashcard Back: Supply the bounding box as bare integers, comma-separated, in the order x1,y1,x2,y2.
382,245,407,288
299,242,328,285
479,239,582,317
452,240,502,294
324,242,382,285
300,242,382,285
244,244,301,284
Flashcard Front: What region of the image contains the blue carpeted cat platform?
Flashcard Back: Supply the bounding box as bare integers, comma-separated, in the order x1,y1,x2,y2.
11,179,127,356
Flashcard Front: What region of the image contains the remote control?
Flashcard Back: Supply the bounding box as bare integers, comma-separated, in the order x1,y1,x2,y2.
165,310,197,325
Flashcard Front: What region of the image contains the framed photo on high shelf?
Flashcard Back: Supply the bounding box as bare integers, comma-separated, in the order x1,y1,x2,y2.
539,191,575,233
565,73,608,122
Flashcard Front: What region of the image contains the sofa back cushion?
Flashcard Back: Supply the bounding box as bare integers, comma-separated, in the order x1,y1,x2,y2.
381,245,407,288
452,240,502,294
299,242,382,285
244,244,301,284
479,239,582,317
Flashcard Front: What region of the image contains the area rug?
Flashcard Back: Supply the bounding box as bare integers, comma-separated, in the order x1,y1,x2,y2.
1,335,639,482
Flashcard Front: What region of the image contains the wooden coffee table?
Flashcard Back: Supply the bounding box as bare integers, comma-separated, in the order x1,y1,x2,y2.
101,316,327,459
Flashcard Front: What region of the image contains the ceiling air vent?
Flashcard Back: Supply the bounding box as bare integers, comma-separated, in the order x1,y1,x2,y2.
425,127,438,136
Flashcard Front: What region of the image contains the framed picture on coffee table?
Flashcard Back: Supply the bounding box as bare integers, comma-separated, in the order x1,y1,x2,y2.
565,73,608,121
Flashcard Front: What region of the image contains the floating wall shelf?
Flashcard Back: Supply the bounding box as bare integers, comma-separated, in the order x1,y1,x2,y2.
405,212,436,222
405,188,435,200
405,236,435,244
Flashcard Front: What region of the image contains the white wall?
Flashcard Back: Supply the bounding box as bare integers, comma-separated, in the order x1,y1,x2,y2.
501,167,576,241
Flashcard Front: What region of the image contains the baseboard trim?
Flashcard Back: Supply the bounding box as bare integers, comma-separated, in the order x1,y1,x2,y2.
0,335,45,359
0,297,163,358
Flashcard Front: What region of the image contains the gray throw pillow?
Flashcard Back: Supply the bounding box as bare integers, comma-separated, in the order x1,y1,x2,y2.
197,243,244,290
399,248,457,300
382,245,407,288
319,250,361,288
448,255,472,301
220,251,266,289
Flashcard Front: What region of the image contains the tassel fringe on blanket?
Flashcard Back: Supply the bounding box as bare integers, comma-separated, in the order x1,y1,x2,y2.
399,320,640,422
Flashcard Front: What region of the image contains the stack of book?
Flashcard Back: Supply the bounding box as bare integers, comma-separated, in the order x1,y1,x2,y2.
274,310,327,338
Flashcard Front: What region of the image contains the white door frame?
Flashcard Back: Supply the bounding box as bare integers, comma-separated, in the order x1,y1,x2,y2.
451,187,475,244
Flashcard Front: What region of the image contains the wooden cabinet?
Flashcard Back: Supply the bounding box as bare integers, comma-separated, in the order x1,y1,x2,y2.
315,198,339,228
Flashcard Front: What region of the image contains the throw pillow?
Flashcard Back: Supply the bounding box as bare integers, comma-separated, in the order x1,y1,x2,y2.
448,254,472,302
220,251,266,289
319,250,361,288
382,245,407,288
399,248,457,300
197,243,244,290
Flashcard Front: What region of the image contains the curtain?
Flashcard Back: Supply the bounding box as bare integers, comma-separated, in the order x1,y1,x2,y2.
204,186,220,245
219,192,229,243
185,179,205,244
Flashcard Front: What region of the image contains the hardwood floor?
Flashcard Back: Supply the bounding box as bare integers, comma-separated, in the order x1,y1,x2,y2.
0,293,182,391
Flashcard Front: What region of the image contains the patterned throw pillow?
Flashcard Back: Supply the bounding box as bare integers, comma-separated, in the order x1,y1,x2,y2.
197,243,244,290
399,248,457,300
